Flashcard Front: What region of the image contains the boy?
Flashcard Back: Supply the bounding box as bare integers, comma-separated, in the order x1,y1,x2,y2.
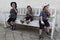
20,5,33,24
39,5,51,39
7,2,18,30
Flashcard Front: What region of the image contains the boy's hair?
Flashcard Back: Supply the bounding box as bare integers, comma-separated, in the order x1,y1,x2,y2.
43,4,50,17
27,5,32,11
27,5,31,8
43,4,49,10
10,2,17,8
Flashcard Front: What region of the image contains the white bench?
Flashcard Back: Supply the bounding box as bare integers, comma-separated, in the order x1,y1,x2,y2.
2,7,56,39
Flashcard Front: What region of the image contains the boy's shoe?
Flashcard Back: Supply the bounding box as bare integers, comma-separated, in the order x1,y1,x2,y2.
39,35,43,40
11,26,16,30
20,20,24,24
26,21,30,24
46,32,51,38
12,26,16,30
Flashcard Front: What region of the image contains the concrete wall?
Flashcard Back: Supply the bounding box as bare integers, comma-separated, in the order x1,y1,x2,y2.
0,0,60,29
0,0,60,11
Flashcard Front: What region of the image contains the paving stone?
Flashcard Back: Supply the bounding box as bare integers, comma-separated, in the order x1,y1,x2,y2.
0,31,5,40
30,34,38,39
13,32,23,40
32,38,38,40
23,35,32,40
12,30,22,34
56,39,60,40
0,27,5,32
4,27,13,32
6,32,14,40
0,38,5,40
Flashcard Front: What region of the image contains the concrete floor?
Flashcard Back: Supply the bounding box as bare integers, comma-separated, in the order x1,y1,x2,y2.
0,24,60,40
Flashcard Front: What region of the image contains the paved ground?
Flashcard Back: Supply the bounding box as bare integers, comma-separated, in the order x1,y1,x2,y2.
0,24,60,40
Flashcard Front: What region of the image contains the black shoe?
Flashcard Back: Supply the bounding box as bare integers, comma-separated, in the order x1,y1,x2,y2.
46,32,51,36
46,32,51,38
20,20,24,24
39,35,43,40
26,21,30,24
13,26,16,30
10,26,13,30
11,26,16,30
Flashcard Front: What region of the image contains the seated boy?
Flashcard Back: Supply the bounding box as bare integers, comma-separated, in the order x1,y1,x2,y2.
20,5,34,24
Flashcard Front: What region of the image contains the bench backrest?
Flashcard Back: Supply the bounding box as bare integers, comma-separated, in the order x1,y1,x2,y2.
0,7,56,24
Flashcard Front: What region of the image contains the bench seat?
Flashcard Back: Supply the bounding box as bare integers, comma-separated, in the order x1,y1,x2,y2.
15,19,53,28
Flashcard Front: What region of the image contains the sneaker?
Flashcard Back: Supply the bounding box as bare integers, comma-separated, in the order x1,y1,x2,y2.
10,26,13,30
26,21,30,24
46,32,51,38
20,20,24,24
11,26,16,30
39,35,43,40
13,26,16,30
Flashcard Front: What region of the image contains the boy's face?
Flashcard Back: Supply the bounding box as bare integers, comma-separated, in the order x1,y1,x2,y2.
12,3,16,8
27,7,31,11
45,6,49,11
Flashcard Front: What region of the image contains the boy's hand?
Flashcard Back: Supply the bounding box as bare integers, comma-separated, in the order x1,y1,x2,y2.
9,15,11,17
47,17,50,20
14,8,18,13
41,21,44,24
